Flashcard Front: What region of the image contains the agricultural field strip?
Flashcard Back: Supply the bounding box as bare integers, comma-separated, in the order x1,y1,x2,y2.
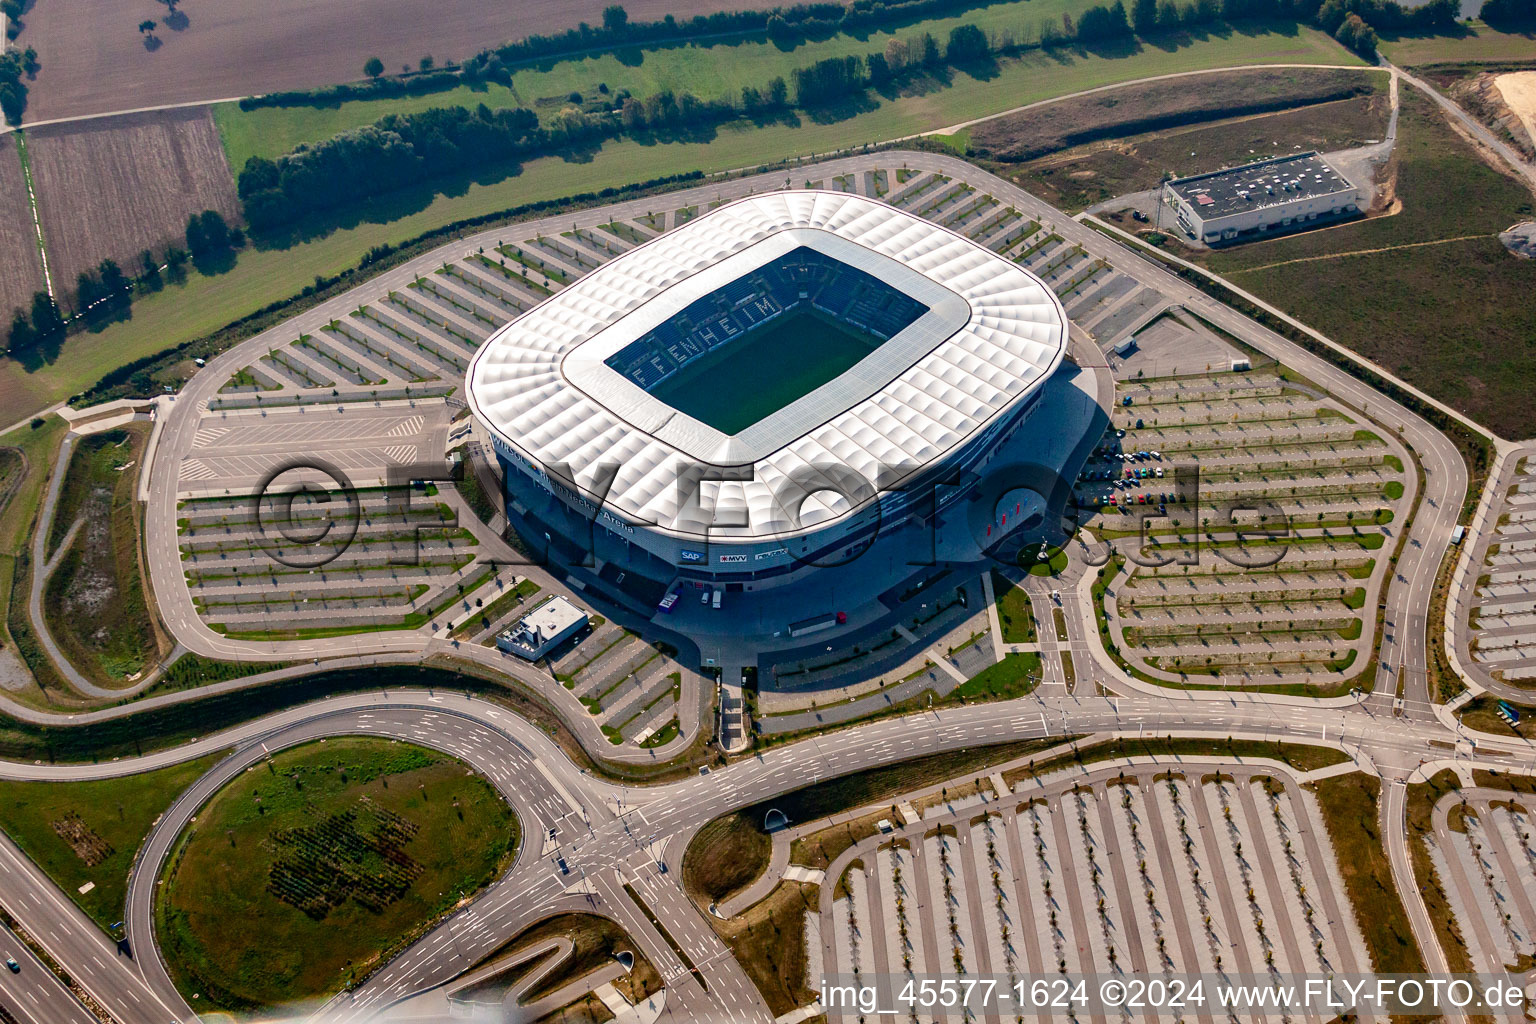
1084,370,1410,683
820,759,1370,1017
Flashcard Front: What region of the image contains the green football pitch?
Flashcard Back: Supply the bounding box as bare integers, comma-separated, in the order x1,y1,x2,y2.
648,311,882,435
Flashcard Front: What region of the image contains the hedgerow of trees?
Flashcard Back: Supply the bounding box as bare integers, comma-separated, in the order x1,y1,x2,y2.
0,46,39,125
233,0,1479,231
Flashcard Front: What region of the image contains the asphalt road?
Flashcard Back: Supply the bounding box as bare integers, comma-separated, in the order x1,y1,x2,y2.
0,922,96,1024
3,684,1533,1023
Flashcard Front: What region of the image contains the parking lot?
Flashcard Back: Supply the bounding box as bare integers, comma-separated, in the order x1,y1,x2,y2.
1464,457,1536,684
180,403,451,494
177,486,497,637
817,757,1372,1021
1425,787,1536,975
1081,366,1412,686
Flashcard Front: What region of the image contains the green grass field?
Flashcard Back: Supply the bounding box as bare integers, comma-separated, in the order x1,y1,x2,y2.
1379,22,1536,66
649,311,880,434
2,25,1357,428
158,737,518,1012
213,3,1354,168
1201,88,1536,439
993,572,1038,643
952,651,1043,700
0,751,227,931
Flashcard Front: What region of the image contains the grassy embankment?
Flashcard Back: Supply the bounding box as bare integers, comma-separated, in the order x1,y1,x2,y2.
1310,772,1425,973
157,737,519,1012
215,10,1363,169
0,25,1358,424
0,416,70,706
0,751,227,931
993,571,1038,643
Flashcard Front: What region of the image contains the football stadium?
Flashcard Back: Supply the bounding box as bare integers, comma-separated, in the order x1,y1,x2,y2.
467,191,1070,592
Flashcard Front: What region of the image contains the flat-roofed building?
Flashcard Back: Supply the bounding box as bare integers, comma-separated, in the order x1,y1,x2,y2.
496,596,589,660
1163,152,1364,245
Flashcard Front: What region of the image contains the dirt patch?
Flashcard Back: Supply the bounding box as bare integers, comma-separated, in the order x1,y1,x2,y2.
1494,70,1536,150
50,811,114,866
26,107,239,298
20,0,759,123
1442,69,1536,162
969,66,1381,162
0,135,46,318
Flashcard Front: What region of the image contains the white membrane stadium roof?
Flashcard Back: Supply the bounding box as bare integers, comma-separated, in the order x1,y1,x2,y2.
467,190,1068,542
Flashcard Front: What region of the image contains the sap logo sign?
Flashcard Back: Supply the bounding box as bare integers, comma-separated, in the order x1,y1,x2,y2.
680,549,706,563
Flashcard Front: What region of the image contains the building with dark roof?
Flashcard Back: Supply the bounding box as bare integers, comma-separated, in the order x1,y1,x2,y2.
1162,152,1364,245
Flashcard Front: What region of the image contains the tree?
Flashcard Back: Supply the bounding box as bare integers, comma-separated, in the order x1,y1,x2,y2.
98,258,129,307
620,95,645,130
140,249,161,284
1334,12,1377,56
7,310,34,353
1078,1,1133,38
237,155,279,198
1315,0,1347,33
767,76,788,108
1157,0,1182,29
919,32,941,66
363,56,384,79
418,55,435,72
602,4,629,32
865,51,891,85
945,23,990,64
138,19,157,33
186,209,233,259
0,52,26,125
75,270,102,313
1479,0,1533,27
1133,0,1159,32
791,55,865,106
29,292,63,341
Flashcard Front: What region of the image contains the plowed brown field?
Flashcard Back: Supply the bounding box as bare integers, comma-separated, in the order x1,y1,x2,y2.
26,107,239,295
0,135,47,319
20,0,758,123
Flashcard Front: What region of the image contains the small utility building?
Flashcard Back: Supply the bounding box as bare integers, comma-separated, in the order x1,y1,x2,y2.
1163,152,1363,245
495,596,588,660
